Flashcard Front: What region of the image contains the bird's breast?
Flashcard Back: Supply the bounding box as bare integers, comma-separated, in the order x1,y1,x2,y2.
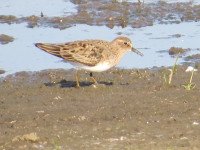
75,62,112,72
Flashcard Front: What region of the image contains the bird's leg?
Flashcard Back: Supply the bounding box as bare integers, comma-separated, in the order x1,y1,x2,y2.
75,70,80,88
90,72,98,85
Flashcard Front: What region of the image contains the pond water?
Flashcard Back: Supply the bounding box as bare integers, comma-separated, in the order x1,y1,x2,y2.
0,0,77,17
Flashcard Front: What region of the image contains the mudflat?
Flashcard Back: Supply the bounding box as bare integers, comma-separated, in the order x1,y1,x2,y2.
0,66,200,149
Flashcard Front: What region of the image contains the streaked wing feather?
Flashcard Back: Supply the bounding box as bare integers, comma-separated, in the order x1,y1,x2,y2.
60,41,104,66
35,41,106,66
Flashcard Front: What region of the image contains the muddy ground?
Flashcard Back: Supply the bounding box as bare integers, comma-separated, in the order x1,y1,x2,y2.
0,66,200,150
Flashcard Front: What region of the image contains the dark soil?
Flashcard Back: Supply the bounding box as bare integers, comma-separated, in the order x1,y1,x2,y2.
0,66,200,150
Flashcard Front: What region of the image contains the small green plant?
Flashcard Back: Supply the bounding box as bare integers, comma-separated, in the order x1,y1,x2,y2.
162,72,167,84
52,140,61,150
138,0,144,4
183,65,196,90
162,53,180,84
168,53,180,84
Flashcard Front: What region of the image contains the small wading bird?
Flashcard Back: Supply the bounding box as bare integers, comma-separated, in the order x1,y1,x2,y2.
35,36,143,87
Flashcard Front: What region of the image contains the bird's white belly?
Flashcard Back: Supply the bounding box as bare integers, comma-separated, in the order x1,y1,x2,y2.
72,62,112,72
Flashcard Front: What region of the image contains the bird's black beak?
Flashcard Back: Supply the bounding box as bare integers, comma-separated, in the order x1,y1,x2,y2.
131,47,144,56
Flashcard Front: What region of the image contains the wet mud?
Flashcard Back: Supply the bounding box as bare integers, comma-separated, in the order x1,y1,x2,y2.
1,1,200,29
0,66,200,149
0,70,6,75
0,34,14,45
185,54,200,61
169,47,191,55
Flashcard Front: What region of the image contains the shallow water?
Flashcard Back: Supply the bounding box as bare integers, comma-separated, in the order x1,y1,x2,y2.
0,0,77,17
0,0,200,76
1,22,199,76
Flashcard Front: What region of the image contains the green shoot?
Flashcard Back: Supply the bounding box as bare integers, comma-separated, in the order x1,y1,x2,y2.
162,72,167,84
168,53,180,84
52,140,61,150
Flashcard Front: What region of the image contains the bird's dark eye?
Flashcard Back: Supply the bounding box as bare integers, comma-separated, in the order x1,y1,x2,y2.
124,42,128,45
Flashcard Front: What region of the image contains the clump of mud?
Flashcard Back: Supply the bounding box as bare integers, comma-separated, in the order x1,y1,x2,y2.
0,1,199,29
0,15,19,24
0,34,14,45
170,34,183,38
169,47,190,55
0,70,5,74
21,15,40,28
185,54,200,62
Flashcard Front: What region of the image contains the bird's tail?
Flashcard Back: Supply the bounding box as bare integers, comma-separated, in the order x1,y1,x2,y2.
35,43,62,58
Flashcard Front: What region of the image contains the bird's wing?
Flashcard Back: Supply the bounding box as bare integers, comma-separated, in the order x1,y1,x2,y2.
35,41,107,66
59,41,106,66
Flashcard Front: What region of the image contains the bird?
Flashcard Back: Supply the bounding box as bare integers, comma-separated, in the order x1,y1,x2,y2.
35,36,143,87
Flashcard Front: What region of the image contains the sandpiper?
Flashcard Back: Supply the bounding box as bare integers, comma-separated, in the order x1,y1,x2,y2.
35,36,143,87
